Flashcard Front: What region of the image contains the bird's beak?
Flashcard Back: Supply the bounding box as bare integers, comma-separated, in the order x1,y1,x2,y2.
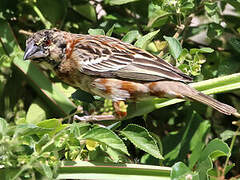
24,42,47,60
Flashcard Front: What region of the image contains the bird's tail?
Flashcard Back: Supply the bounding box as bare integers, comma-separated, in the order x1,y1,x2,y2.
148,81,239,117
186,91,238,116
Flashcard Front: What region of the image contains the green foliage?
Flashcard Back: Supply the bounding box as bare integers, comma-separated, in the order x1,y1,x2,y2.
1,0,240,179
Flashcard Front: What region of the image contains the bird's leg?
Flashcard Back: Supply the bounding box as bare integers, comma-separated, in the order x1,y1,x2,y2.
73,101,128,122
113,101,128,119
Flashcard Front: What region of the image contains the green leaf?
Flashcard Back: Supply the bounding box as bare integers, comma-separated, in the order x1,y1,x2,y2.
26,98,47,124
14,56,76,116
39,163,53,178
164,111,209,165
0,118,8,137
171,162,199,180
71,89,95,103
134,30,160,49
101,145,128,163
88,28,105,35
120,124,163,159
163,36,182,59
196,158,212,180
73,3,96,22
121,30,140,43
220,130,239,141
109,0,139,5
106,24,115,37
14,124,53,137
54,82,77,98
69,122,91,137
207,23,224,38
82,126,129,156
35,134,51,153
181,2,195,11
37,119,69,136
188,120,210,168
190,48,214,54
147,9,170,28
198,139,230,163
204,2,218,16
229,37,240,54
189,143,205,169
195,139,230,180
36,0,67,26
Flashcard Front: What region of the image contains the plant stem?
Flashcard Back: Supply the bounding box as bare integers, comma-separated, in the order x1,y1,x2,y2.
31,3,51,29
222,127,240,178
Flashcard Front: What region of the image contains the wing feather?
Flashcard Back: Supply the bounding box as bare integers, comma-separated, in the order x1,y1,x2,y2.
71,34,192,82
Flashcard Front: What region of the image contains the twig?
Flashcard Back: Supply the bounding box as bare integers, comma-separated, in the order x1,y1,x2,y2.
173,14,193,39
74,114,117,122
19,29,33,36
159,14,193,57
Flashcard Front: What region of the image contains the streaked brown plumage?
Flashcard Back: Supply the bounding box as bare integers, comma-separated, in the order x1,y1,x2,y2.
23,29,239,117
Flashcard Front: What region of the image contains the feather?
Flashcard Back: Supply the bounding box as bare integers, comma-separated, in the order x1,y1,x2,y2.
70,34,192,82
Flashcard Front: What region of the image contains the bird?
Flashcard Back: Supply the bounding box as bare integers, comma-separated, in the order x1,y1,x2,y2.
23,29,239,119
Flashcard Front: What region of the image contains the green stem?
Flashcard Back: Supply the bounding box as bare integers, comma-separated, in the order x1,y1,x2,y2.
31,3,51,29
222,127,240,178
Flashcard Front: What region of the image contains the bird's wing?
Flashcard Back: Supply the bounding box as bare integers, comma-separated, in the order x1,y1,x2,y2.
70,34,192,82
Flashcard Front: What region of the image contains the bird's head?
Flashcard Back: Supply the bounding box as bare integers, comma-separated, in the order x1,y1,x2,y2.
24,29,68,65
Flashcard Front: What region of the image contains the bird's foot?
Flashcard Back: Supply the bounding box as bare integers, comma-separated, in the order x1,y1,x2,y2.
113,101,128,119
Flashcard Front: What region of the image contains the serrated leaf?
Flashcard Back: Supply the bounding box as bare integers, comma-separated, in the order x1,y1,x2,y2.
120,124,163,159
82,126,129,155
164,36,182,59
121,30,140,43
88,28,105,35
134,30,160,49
